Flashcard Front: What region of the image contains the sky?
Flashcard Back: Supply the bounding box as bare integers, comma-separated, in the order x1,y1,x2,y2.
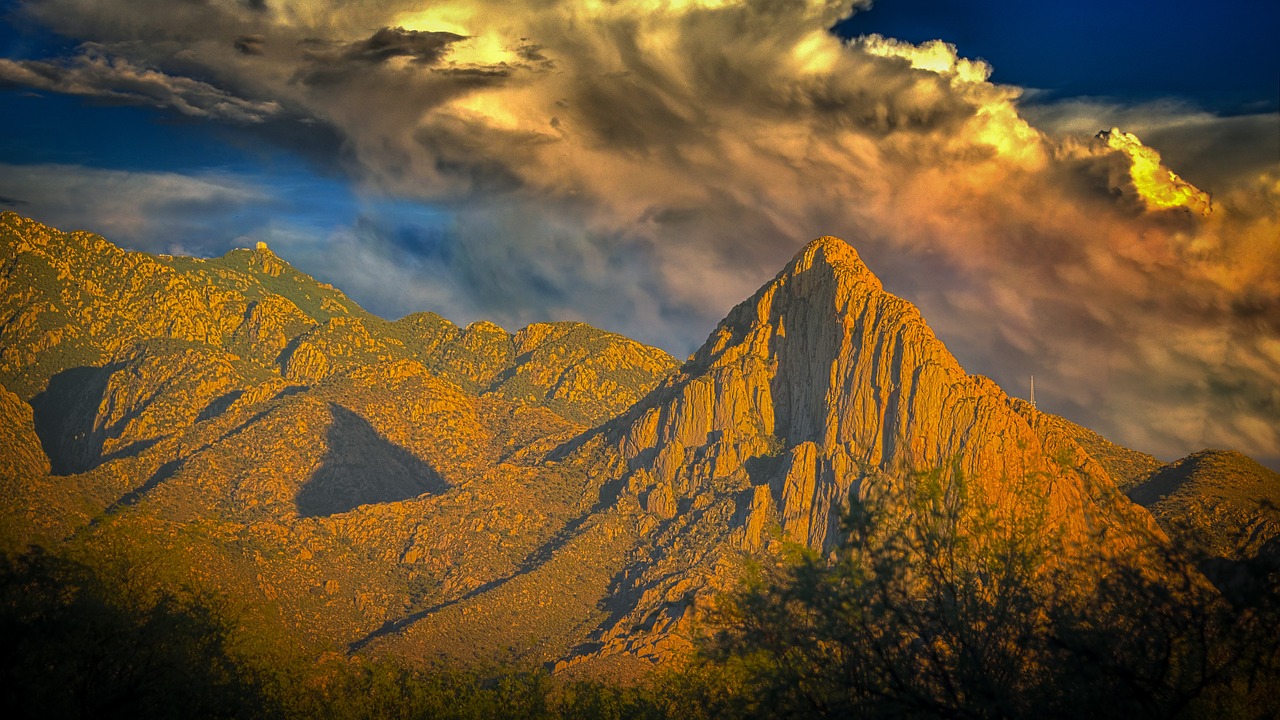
0,0,1277,468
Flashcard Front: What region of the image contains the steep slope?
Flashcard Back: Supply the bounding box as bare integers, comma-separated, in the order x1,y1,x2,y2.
0,213,676,659
372,236,1164,674
1129,450,1280,561
0,385,51,552
1011,400,1164,492
609,237,1140,547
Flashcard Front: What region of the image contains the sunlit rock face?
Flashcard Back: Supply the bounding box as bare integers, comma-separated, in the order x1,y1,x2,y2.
611,236,1137,553
552,235,1169,671
0,385,47,479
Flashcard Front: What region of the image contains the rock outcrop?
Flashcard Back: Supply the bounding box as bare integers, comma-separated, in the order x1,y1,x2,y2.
611,236,1133,552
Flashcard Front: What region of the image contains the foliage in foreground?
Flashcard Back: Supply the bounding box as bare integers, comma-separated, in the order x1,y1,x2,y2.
701,466,1280,719
0,548,262,719
0,546,687,719
3,467,1279,718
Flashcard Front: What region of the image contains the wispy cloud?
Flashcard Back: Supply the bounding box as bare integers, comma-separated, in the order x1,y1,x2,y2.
0,162,301,260
0,45,280,122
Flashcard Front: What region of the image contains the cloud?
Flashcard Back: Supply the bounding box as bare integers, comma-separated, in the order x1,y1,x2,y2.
1020,97,1280,194
293,27,468,85
0,163,274,254
250,210,512,331
340,27,465,65
1095,128,1211,214
234,35,266,55
0,45,280,122
8,0,1280,466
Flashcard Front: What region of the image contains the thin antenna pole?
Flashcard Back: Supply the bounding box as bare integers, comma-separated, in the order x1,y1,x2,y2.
1030,374,1036,409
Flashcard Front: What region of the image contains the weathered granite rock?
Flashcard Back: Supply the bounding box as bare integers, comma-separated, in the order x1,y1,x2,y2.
559,236,1166,671
613,237,1133,554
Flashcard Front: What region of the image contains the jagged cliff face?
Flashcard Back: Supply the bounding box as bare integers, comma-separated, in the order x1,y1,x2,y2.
521,237,1162,668
3,212,1268,678
610,237,1135,553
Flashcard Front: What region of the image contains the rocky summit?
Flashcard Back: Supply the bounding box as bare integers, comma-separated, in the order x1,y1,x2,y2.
0,211,1275,679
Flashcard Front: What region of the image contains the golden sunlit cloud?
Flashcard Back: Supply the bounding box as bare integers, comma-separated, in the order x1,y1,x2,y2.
1098,127,1212,214
858,33,992,84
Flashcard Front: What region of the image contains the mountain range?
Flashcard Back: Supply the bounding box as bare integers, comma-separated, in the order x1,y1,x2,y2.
1,211,1276,679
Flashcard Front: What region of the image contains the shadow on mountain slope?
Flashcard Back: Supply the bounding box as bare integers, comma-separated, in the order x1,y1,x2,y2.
29,364,123,476
347,509,596,653
294,403,449,518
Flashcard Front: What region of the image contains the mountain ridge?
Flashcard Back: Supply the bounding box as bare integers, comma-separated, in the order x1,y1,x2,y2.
1,212,1274,678
499,235,1179,671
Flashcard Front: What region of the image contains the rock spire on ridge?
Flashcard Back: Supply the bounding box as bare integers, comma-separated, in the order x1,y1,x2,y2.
780,235,882,293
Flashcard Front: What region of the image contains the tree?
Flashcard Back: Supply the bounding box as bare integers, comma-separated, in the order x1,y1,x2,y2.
704,465,1278,718
0,547,268,719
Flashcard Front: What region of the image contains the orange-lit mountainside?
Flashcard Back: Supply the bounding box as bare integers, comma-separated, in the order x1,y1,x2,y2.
1,211,1276,676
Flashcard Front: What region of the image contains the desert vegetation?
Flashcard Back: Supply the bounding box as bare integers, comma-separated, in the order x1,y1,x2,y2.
5,467,1277,718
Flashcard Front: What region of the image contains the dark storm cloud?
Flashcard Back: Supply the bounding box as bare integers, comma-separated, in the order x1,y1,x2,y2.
515,42,551,66
296,26,506,87
430,66,512,82
294,27,475,86
234,34,266,55
0,46,280,122
344,27,465,65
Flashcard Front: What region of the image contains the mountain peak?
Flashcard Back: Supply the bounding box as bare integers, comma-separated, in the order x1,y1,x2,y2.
785,235,880,290
246,242,287,276
611,232,1131,553
562,232,1161,666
